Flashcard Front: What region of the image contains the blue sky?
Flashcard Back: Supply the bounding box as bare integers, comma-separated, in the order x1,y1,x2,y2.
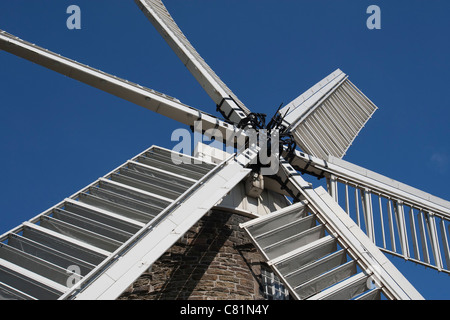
0,0,449,299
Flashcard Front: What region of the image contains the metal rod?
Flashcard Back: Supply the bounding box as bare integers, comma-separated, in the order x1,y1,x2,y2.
387,199,397,253
408,207,420,261
395,201,410,259
428,213,442,270
418,210,431,264
440,219,450,269
378,195,386,249
345,183,350,215
355,187,361,228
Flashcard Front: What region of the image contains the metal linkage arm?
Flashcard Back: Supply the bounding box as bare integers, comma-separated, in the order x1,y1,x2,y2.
135,0,251,124
0,30,243,144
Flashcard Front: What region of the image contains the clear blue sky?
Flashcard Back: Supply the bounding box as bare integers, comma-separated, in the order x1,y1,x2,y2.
0,0,449,299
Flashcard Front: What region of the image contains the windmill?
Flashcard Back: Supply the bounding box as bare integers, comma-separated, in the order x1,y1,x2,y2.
0,0,448,300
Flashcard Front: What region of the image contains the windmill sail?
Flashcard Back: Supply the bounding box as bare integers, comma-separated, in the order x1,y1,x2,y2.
0,30,243,143
286,149,450,274
0,146,256,300
241,160,423,300
280,69,377,160
135,0,251,124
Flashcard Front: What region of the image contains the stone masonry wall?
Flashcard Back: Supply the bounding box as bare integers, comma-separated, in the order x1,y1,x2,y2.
118,210,267,300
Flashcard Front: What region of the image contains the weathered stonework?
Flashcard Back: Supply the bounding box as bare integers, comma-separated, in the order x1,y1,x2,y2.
118,210,267,300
